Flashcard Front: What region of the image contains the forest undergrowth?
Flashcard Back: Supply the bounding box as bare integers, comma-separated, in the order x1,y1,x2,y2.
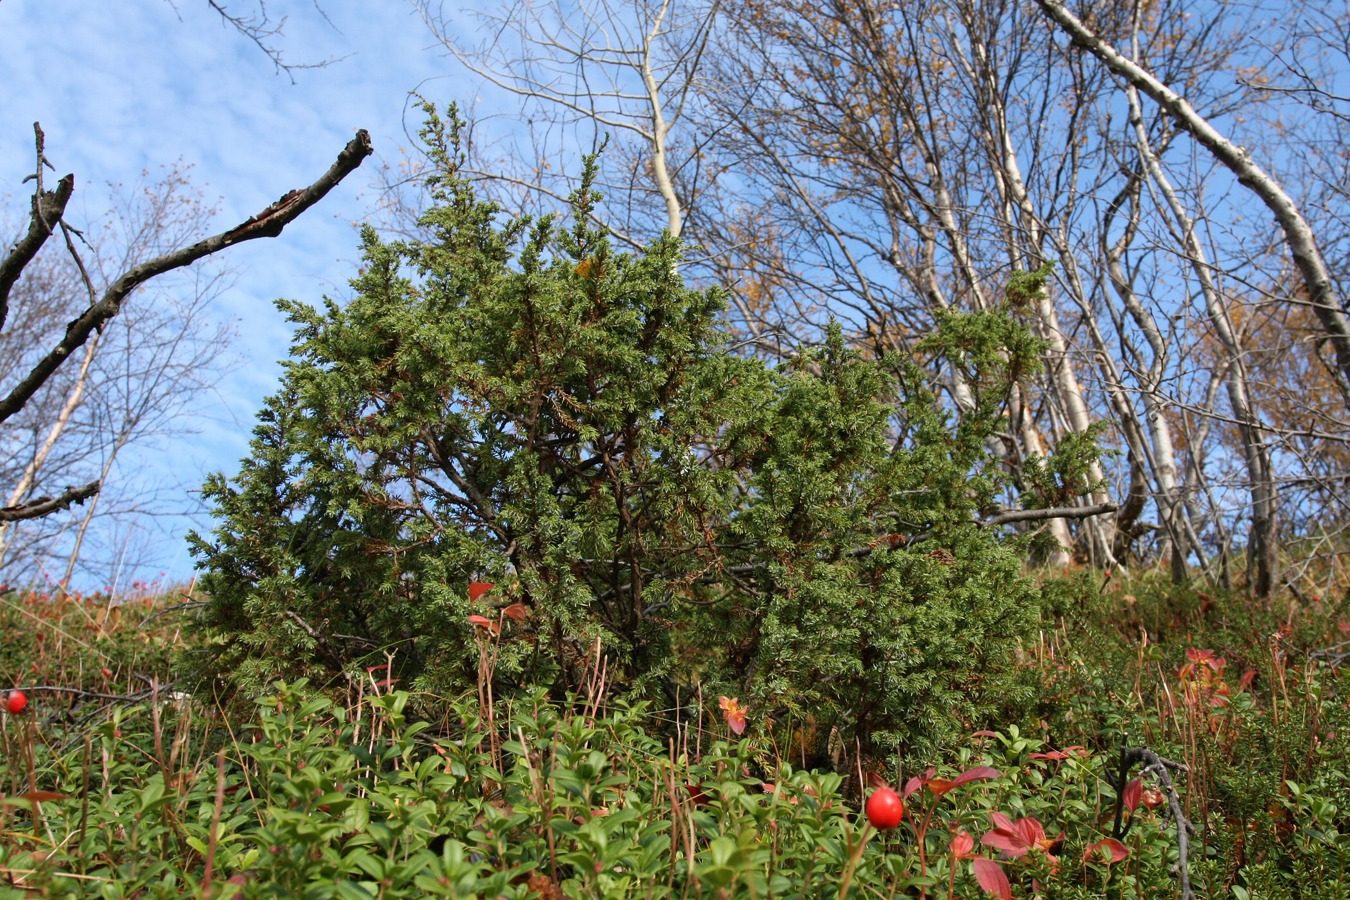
3,567,1350,898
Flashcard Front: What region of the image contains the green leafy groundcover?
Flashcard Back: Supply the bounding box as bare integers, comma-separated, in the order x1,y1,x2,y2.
2,680,1179,898
8,572,1350,898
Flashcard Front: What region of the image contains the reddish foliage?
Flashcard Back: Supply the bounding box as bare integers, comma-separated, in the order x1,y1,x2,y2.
1123,777,1142,812
718,696,748,735
982,812,1058,862
1029,746,1087,761
902,768,933,800
927,765,1000,798
904,765,1001,800
972,857,1012,900
1083,837,1130,864
467,614,499,635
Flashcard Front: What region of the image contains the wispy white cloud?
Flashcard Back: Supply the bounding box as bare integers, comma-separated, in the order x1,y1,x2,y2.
0,1,472,586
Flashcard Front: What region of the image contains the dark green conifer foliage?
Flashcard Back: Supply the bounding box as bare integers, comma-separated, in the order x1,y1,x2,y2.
191,104,769,696
191,103,1099,761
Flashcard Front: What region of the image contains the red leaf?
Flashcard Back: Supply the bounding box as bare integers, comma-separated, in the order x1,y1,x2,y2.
686,782,709,806
972,858,1013,900
903,766,936,799
1123,777,1142,812
1029,745,1088,761
928,765,1000,797
1185,647,1225,671
1015,817,1047,848
982,827,1029,857
983,812,1038,858
467,614,499,635
468,581,495,602
950,830,976,859
502,602,528,621
718,696,748,735
1084,838,1130,864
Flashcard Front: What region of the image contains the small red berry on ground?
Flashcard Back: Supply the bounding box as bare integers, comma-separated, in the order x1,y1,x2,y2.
6,690,28,714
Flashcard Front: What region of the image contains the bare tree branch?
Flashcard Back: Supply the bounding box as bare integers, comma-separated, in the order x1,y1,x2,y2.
1113,744,1195,900
0,481,99,523
983,502,1118,528
196,1,346,82
0,128,373,428
0,125,73,332
414,0,718,239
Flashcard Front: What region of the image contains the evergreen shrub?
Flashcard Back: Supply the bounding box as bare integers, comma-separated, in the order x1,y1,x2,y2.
190,102,1099,761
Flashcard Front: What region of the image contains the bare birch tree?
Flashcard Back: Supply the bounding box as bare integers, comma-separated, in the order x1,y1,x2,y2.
1034,0,1350,407
691,0,1137,561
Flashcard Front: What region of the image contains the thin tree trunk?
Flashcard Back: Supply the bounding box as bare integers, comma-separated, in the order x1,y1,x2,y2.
61,440,119,587
951,10,1111,564
1099,175,1195,579
0,333,100,566
1125,78,1279,595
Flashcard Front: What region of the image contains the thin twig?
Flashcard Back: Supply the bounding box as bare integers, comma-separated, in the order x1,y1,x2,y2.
982,501,1119,528
139,600,210,627
1113,744,1195,900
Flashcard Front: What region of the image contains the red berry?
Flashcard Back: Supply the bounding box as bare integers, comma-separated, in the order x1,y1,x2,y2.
6,690,28,714
865,786,904,829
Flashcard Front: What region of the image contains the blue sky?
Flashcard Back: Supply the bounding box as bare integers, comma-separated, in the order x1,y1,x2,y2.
1,2,481,587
